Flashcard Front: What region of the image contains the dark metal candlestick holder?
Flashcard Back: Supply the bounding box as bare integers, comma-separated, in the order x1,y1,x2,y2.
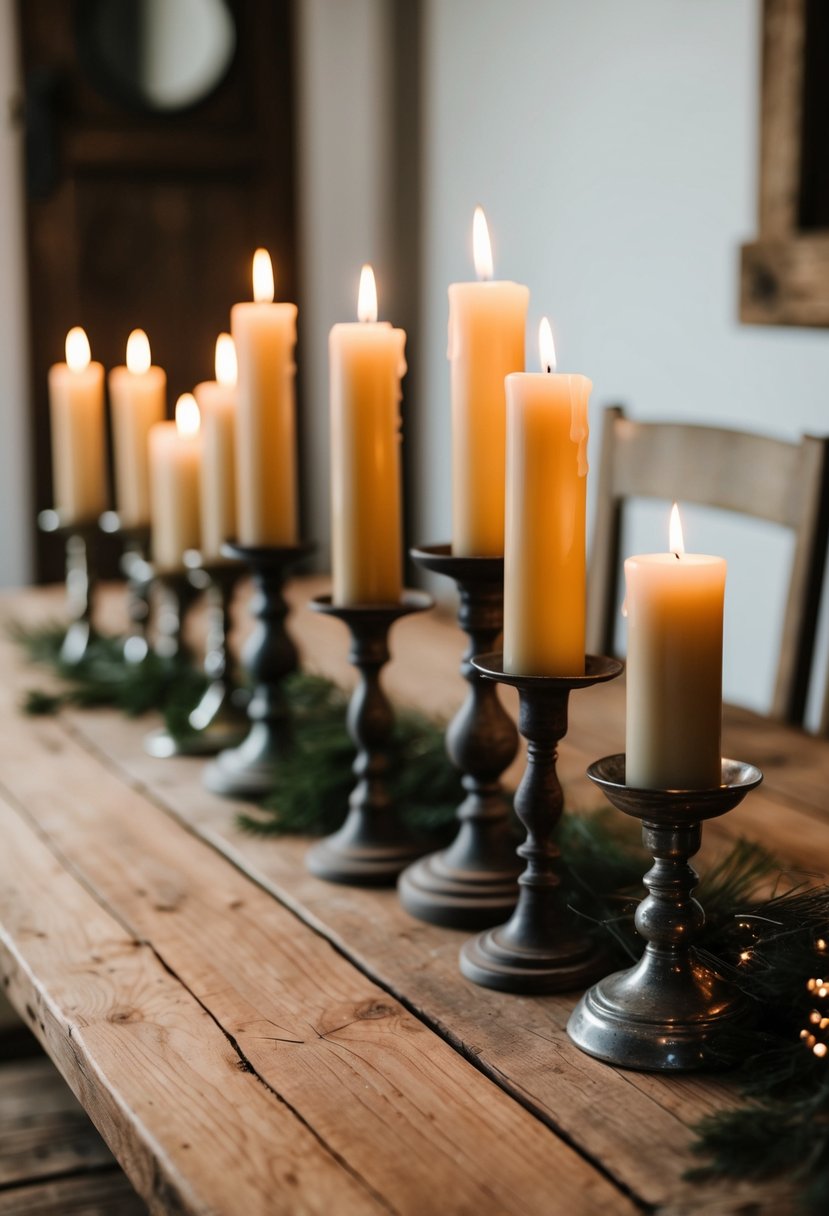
151,569,200,663
567,754,763,1071
399,544,521,928
99,511,152,665
305,590,434,886
144,555,247,759
459,652,623,994
37,509,98,666
203,541,313,800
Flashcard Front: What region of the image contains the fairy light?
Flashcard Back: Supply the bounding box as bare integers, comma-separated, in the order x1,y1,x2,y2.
802,954,829,1059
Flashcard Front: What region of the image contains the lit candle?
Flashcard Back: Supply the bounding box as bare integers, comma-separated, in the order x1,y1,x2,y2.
194,334,238,562
625,505,725,789
231,248,298,546
448,207,529,556
329,264,405,604
109,329,167,527
148,394,202,572
503,319,591,676
48,327,107,524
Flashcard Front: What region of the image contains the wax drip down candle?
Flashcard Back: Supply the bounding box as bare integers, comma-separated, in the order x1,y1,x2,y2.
624,504,726,789
503,319,591,676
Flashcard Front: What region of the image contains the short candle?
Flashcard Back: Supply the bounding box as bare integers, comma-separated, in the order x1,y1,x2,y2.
109,329,167,527
448,207,529,557
329,264,406,605
503,319,591,676
148,394,202,573
194,334,238,562
624,504,725,789
48,327,107,524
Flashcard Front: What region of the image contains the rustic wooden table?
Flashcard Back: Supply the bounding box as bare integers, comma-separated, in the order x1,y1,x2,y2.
0,577,826,1216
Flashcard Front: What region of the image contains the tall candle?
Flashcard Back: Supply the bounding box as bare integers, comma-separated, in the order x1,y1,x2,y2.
231,248,298,546
48,327,107,524
194,334,238,562
448,207,529,556
625,505,725,789
330,264,405,605
503,319,591,676
109,329,167,527
148,394,202,572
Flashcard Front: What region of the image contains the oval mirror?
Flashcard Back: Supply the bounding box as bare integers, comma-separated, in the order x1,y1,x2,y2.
78,0,236,113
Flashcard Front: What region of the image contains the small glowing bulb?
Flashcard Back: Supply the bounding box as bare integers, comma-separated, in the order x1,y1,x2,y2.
175,393,200,438
252,248,275,303
472,206,493,281
214,333,237,387
539,317,556,374
739,951,752,963
810,1011,822,1024
357,264,378,323
818,939,827,952
126,329,151,375
65,327,91,373
669,502,685,557
814,1042,828,1058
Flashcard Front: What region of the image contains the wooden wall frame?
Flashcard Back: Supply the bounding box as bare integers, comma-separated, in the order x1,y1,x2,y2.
740,0,829,327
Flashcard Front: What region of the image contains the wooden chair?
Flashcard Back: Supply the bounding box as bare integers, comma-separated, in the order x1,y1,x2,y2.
586,405,829,725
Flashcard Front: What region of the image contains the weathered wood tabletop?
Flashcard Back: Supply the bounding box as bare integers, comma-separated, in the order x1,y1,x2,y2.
0,577,826,1216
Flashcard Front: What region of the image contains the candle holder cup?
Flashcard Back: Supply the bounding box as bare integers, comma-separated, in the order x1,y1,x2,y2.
305,590,434,886
398,544,521,928
38,509,100,667
144,554,247,758
567,755,763,1071
203,540,314,800
99,511,152,665
459,652,623,994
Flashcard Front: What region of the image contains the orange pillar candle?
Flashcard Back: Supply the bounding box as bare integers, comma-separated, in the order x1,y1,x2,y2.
503,319,591,676
48,327,107,524
448,207,529,556
194,334,238,562
108,329,167,527
330,265,406,605
625,505,725,789
231,248,298,546
148,394,202,572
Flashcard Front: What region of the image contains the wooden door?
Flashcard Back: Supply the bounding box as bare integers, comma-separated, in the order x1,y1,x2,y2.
18,0,296,580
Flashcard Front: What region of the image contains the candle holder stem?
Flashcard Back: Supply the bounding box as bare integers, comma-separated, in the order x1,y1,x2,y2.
459,653,623,993
99,513,152,665
306,591,433,885
399,545,520,928
38,510,98,667
203,542,313,800
153,571,199,664
567,755,763,1071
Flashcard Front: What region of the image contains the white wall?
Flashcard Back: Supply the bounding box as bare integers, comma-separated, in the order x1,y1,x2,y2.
417,0,829,715
0,2,32,588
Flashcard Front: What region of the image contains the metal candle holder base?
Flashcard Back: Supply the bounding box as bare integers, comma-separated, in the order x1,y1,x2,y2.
459,653,623,994
203,541,313,800
37,510,98,666
567,755,763,1072
144,556,247,759
99,512,152,665
305,590,433,887
398,544,521,929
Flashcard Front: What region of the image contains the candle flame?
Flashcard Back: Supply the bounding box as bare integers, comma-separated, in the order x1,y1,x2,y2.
539,317,556,373
357,263,378,323
126,328,151,375
252,248,274,303
65,327,91,373
175,393,200,438
214,333,237,387
669,502,685,556
472,206,493,281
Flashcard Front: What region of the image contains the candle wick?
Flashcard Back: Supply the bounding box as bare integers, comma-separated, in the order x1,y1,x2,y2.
545,363,552,375
673,551,680,560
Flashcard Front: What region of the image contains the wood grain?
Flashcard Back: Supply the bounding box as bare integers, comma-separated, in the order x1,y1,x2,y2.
0,1171,147,1216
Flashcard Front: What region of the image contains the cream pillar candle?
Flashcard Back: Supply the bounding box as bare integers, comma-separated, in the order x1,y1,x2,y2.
448,207,529,556
194,333,238,561
503,319,591,676
108,329,167,527
330,264,405,605
231,248,298,546
48,327,107,523
625,505,725,790
148,394,202,572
